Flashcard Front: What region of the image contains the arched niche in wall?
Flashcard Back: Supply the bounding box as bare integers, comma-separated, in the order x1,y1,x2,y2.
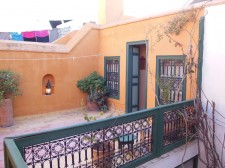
42,74,55,95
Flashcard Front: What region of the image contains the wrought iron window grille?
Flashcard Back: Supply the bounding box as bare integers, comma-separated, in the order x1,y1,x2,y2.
157,57,186,105
104,57,120,99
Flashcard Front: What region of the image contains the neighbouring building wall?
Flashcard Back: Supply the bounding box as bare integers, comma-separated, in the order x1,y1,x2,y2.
98,11,202,111
201,3,225,166
0,27,100,117
98,0,133,24
98,0,123,24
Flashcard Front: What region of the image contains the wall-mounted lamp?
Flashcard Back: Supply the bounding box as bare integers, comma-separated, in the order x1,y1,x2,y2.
45,80,52,95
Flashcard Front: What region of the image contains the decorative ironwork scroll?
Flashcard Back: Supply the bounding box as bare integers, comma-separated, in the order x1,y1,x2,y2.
158,59,185,105
163,105,195,147
24,117,153,168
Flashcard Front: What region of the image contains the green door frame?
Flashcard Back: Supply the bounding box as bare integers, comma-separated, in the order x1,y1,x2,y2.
126,40,148,113
197,16,205,98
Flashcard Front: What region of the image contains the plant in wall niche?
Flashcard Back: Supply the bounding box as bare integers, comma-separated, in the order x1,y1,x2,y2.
77,71,109,112
0,69,22,127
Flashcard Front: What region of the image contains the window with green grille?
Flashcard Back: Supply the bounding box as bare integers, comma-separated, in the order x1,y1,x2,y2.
156,56,186,105
104,57,120,99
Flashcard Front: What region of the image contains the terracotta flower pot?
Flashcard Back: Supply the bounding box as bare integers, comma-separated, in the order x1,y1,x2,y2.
0,99,14,127
86,100,99,111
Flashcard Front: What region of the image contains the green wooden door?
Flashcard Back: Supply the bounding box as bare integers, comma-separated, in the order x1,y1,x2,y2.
128,46,140,112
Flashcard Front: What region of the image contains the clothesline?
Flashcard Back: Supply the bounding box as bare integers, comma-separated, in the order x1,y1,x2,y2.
0,27,71,43
0,54,102,61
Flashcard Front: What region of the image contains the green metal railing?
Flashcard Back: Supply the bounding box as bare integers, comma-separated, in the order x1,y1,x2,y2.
4,100,194,168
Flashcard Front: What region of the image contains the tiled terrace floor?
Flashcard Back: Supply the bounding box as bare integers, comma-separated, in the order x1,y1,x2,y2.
0,108,123,168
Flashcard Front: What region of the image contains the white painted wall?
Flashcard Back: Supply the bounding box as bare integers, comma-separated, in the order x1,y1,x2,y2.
201,3,225,166
138,140,198,168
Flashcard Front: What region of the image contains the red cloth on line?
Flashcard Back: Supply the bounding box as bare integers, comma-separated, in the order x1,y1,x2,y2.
22,31,35,38
35,30,49,37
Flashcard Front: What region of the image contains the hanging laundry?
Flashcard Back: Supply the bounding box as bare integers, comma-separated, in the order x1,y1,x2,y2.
0,32,10,40
22,31,36,42
10,32,23,41
35,30,49,43
0,33,9,40
35,30,48,37
49,28,59,43
49,20,71,29
58,27,71,38
36,36,49,43
23,37,36,42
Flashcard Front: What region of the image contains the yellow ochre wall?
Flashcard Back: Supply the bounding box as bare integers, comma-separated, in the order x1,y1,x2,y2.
0,28,99,117
0,9,202,116
98,11,202,111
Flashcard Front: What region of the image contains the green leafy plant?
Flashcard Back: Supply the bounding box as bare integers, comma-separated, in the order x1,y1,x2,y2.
0,91,3,104
77,71,109,111
157,77,175,105
81,99,104,122
164,9,197,35
0,69,22,103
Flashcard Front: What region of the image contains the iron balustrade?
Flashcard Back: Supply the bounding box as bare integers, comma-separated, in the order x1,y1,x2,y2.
4,100,195,168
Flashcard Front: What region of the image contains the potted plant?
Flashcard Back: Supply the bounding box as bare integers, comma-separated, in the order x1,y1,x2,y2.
77,71,109,112
0,69,22,127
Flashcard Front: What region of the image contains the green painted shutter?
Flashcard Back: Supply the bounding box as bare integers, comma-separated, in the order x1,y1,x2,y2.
197,16,205,92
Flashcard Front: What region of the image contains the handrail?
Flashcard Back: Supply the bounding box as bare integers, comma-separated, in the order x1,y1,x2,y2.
4,139,27,168
4,100,195,168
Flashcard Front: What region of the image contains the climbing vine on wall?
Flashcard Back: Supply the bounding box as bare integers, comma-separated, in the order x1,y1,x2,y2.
144,5,225,167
